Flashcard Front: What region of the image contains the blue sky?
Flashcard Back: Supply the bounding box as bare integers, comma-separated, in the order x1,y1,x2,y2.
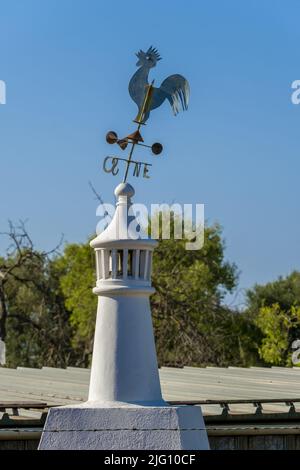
0,0,300,307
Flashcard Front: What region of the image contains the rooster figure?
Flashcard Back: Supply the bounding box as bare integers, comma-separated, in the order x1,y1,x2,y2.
129,46,190,124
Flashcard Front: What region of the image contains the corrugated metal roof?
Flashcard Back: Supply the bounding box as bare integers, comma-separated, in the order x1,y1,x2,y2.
0,365,300,417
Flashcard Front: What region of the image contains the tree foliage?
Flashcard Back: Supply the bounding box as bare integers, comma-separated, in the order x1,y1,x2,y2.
246,272,300,365
53,242,97,366
0,223,76,368
53,223,254,368
4,222,298,369
151,224,240,366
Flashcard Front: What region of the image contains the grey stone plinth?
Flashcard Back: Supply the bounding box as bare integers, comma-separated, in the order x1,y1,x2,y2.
38,404,209,450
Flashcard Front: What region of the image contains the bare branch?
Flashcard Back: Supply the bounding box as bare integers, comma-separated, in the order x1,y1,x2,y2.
0,221,64,341
88,181,104,204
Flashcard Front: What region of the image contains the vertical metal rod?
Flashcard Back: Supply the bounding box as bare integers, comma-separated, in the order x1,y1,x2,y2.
123,140,137,184
123,82,154,183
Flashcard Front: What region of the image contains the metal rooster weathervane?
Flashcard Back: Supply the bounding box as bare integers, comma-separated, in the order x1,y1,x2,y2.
103,46,190,182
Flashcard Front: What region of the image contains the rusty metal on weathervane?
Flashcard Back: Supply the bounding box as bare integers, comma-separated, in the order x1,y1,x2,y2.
102,46,190,183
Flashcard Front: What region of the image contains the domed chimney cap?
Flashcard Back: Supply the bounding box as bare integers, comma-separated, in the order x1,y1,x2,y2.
114,182,135,199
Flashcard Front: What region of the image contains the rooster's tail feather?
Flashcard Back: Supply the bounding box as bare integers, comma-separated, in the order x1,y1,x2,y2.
160,74,190,115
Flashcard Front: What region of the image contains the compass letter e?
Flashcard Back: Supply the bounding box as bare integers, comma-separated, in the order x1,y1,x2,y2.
0,81,6,105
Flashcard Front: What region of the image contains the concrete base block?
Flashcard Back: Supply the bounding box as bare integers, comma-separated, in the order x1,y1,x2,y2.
39,403,209,450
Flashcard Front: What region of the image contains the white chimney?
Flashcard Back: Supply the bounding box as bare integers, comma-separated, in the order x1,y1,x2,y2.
39,183,209,450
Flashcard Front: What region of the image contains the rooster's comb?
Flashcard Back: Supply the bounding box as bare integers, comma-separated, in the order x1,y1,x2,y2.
136,46,162,62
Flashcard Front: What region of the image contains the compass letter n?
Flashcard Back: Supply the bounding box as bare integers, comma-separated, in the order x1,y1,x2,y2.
0,81,6,105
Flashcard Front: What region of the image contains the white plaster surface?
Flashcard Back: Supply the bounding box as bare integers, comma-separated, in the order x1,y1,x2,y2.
88,183,163,405
88,295,163,404
39,405,210,450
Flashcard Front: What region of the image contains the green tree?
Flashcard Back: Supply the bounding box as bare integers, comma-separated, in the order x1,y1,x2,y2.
2,221,258,368
255,304,300,365
6,258,76,367
0,223,75,368
247,271,300,315
151,223,244,366
56,223,255,368
246,271,300,365
53,242,97,366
